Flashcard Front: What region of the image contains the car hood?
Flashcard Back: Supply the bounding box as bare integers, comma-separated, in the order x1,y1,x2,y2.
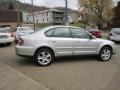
95,38,114,44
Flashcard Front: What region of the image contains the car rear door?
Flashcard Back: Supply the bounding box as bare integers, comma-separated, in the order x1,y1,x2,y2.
46,27,74,56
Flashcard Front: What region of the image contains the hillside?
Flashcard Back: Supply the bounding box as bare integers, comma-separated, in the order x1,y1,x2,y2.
0,0,48,12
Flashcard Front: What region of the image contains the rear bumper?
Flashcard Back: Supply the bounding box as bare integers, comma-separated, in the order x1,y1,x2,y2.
15,45,35,57
0,37,14,44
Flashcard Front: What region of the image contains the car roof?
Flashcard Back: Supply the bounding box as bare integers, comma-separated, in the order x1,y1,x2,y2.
48,25,80,28
41,25,82,31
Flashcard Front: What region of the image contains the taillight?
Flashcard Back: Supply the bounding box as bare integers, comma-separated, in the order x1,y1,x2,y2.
10,33,13,37
98,32,102,35
18,38,24,45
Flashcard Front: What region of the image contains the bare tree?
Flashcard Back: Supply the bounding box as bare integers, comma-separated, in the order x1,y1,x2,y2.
79,0,114,29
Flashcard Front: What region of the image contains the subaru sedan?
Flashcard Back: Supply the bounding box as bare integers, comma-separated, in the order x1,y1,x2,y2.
16,26,116,66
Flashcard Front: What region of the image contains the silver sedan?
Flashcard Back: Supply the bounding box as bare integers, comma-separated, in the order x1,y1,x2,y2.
15,26,117,66
108,28,120,42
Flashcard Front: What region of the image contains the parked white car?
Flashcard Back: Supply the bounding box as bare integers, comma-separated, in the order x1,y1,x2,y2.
108,28,120,42
0,28,14,45
16,26,116,66
14,27,34,40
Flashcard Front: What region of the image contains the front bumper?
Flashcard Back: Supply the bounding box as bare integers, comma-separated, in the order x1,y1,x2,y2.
109,36,120,42
0,37,14,44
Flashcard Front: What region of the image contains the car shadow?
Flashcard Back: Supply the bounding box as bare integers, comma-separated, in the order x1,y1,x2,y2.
17,57,36,66
53,55,98,64
115,42,120,44
17,55,98,66
0,44,10,47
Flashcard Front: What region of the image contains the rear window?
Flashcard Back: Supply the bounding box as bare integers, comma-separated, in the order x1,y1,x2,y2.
19,27,33,32
0,28,7,33
111,28,120,34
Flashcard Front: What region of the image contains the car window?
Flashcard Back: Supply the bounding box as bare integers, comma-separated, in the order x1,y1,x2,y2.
45,29,54,37
112,28,120,35
70,28,91,39
19,27,33,32
53,27,71,38
0,28,7,33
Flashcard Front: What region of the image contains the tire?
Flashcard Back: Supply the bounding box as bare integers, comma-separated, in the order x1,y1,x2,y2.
34,49,54,66
98,46,112,61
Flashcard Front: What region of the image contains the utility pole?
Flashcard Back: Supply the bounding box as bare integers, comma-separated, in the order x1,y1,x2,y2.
17,0,20,27
31,0,35,30
84,0,87,29
65,0,69,25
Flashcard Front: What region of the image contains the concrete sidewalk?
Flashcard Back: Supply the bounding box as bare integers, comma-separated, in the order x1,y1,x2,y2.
0,61,49,90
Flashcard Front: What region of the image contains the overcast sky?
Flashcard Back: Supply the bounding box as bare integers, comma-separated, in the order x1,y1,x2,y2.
20,0,120,10
20,0,78,10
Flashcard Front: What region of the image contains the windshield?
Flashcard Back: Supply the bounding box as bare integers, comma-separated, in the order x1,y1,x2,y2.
19,27,33,32
112,28,120,32
0,28,8,33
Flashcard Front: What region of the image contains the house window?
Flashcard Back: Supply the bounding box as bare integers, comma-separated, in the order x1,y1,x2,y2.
42,13,44,16
47,18,49,21
36,19,38,23
47,12,48,16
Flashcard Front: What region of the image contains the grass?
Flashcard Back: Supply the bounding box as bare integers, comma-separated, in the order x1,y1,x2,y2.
70,22,86,28
35,23,52,29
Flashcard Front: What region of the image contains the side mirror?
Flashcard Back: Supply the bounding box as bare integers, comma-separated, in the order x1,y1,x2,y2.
89,35,94,40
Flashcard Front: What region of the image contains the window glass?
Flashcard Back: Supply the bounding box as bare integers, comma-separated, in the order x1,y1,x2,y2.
71,28,91,39
19,27,33,32
0,28,7,33
45,29,54,37
53,27,71,38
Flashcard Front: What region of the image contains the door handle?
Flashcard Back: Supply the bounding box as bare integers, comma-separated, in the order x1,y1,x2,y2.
52,41,56,42
77,41,80,43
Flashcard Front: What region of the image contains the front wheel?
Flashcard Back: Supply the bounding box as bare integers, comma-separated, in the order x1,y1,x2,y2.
34,49,54,66
98,47,112,61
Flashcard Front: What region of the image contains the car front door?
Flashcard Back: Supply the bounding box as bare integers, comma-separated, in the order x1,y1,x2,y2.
70,28,99,55
45,27,74,56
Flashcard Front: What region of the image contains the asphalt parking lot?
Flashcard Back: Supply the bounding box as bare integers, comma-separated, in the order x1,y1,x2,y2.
0,44,120,90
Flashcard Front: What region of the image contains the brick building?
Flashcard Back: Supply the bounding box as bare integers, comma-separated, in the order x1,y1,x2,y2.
110,1,120,28
0,10,22,31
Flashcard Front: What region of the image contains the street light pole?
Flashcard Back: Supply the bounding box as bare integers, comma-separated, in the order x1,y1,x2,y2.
65,0,69,25
31,0,35,30
84,0,87,29
17,0,20,27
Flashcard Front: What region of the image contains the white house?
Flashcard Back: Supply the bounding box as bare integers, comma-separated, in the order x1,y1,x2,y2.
27,9,64,24
67,11,78,23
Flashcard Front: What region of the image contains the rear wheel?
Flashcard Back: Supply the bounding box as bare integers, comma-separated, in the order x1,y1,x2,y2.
34,49,54,66
98,47,112,61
